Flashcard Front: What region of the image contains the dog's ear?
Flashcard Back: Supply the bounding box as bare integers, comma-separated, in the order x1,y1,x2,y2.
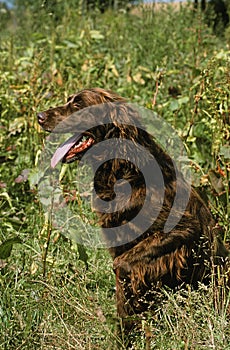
109,104,147,142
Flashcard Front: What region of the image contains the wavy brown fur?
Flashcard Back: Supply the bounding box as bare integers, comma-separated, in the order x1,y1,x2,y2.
38,88,230,332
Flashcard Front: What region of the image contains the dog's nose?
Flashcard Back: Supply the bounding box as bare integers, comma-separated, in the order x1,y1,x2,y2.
37,112,46,124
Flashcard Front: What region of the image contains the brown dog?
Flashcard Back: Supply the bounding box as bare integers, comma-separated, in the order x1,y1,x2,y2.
38,88,229,333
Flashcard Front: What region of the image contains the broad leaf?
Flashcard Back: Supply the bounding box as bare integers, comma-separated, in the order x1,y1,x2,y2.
0,237,22,259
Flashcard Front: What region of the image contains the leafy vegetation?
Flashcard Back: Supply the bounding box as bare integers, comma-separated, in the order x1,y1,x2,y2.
0,1,229,349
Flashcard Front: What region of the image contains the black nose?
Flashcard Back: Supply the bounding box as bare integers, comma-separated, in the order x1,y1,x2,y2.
37,112,46,124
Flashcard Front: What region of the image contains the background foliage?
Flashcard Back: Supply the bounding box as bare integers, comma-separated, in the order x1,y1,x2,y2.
0,1,229,349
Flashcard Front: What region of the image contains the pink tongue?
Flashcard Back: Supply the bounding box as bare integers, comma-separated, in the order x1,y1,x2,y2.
51,134,82,168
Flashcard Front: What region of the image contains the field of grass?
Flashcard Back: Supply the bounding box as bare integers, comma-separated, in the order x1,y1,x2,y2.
0,1,230,349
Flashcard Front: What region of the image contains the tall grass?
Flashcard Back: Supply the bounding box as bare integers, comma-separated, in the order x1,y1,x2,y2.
0,2,229,349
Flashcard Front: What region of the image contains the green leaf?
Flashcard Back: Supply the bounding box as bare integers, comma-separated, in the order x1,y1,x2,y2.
89,30,104,40
63,40,79,48
178,96,189,105
77,244,88,268
169,100,179,112
0,237,22,259
219,145,230,159
28,169,41,188
0,192,13,208
8,117,26,135
187,136,196,142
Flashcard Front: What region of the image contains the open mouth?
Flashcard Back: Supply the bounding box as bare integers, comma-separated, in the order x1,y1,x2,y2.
51,133,94,168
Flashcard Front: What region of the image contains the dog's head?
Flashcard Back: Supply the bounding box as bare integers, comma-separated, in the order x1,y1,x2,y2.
37,88,148,167
37,88,126,132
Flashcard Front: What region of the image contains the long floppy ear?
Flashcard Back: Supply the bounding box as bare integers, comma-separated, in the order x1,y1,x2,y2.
109,103,143,140
109,103,177,179
109,103,161,155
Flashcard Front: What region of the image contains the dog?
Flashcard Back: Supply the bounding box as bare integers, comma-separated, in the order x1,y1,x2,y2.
38,87,229,335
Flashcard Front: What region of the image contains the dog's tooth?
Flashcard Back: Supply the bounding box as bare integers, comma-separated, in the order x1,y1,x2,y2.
75,141,82,148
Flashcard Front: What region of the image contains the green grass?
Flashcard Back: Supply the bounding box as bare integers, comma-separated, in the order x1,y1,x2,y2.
0,2,229,349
